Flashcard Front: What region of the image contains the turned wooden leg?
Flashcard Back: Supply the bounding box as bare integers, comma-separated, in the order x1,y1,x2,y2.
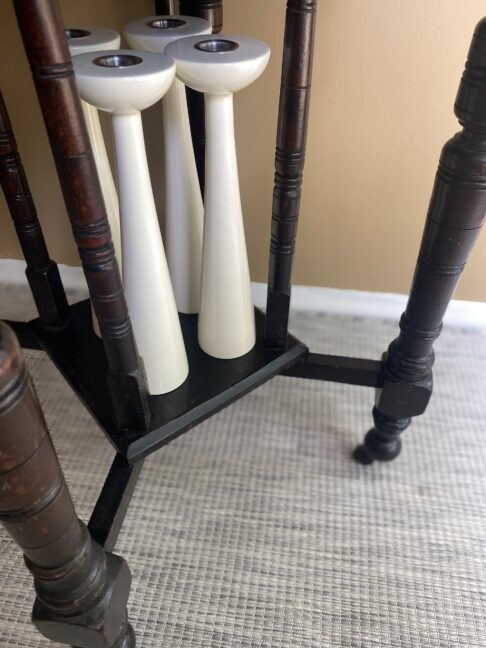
155,0,178,15
264,0,317,351
14,0,150,432
354,17,486,464
0,90,69,328
0,321,135,647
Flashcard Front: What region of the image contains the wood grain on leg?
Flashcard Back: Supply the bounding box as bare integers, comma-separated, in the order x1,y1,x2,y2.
0,90,69,328
0,321,135,647
355,17,486,463
264,0,317,351
13,0,150,431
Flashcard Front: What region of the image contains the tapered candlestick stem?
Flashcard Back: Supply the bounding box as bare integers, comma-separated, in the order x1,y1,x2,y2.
113,111,188,393
123,15,210,314
162,77,203,314
198,92,255,358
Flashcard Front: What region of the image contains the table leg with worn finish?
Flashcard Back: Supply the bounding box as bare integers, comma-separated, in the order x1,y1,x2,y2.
354,18,486,464
0,90,69,329
0,321,135,647
264,0,317,352
13,0,150,432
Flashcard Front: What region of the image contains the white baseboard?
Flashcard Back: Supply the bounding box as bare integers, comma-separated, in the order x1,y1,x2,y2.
0,259,88,291
252,282,486,329
2,259,485,329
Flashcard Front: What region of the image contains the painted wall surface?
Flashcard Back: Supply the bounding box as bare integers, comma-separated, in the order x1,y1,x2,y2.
1,1,486,300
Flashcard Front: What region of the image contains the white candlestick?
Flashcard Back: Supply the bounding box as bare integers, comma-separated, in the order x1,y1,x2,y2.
73,50,189,394
124,16,210,314
166,35,270,359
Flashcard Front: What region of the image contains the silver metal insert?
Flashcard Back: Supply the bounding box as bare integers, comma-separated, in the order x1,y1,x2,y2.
148,18,186,29
93,54,143,68
195,39,239,53
65,28,92,39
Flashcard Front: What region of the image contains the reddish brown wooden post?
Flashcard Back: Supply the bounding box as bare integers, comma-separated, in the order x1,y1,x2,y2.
178,0,222,32
355,17,486,463
0,90,69,328
178,0,223,195
13,0,150,431
0,321,135,647
155,0,178,13
264,0,317,351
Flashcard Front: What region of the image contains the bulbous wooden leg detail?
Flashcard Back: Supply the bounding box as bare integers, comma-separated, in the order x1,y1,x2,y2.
0,322,135,647
354,407,409,464
355,17,486,464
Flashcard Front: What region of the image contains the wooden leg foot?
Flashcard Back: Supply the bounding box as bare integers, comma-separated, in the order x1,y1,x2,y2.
0,322,136,647
354,407,408,464
112,623,136,648
352,444,375,465
357,17,486,464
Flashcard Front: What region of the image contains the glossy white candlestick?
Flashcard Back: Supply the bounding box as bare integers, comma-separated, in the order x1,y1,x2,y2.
200,92,255,358
67,27,122,336
124,16,210,314
73,50,188,394
113,111,188,392
162,77,203,314
166,35,270,359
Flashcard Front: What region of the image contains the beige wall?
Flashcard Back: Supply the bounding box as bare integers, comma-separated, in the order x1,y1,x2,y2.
1,1,486,300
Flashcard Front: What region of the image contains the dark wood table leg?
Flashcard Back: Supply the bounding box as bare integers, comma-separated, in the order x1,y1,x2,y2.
13,0,150,432
88,454,145,552
155,0,178,13
178,0,223,196
354,17,486,464
0,321,135,647
0,89,69,328
264,0,317,351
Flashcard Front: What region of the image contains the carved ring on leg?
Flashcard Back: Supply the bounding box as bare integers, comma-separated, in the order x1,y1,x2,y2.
355,17,486,464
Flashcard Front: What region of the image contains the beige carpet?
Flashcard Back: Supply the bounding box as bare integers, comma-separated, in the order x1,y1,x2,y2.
1,285,485,647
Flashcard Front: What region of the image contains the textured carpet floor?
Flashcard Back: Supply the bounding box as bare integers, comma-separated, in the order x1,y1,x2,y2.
0,286,485,647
